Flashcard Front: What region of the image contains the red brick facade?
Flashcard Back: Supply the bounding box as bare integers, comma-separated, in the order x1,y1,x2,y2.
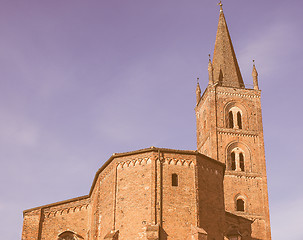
22,5,271,240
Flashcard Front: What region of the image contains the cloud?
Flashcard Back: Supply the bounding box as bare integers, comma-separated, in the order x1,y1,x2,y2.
238,20,300,84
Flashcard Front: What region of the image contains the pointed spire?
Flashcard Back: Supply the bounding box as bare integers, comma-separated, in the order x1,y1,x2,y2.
252,60,259,90
212,2,245,88
208,54,214,85
196,78,201,104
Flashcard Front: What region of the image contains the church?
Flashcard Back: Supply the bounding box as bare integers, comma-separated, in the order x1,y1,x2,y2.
22,3,271,240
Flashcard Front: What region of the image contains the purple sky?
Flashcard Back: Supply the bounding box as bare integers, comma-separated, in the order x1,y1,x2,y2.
0,1,302,239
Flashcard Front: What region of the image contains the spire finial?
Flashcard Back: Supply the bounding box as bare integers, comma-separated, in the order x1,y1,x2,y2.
218,1,223,12
252,60,259,90
208,55,214,85
196,78,201,104
252,60,258,76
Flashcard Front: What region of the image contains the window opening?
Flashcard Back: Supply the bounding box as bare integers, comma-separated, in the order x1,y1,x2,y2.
58,231,77,240
172,174,178,186
237,112,242,129
228,111,234,128
236,199,245,212
239,153,244,171
231,152,236,170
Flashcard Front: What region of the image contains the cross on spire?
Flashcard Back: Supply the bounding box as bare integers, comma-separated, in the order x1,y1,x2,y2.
218,1,223,12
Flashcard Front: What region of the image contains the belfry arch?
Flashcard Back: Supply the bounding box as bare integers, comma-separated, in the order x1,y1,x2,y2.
223,101,248,130
226,142,252,172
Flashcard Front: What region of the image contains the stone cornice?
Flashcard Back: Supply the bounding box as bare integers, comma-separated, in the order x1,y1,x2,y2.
225,171,262,179
217,127,258,137
229,211,265,221
43,202,90,218
23,195,90,215
216,90,260,99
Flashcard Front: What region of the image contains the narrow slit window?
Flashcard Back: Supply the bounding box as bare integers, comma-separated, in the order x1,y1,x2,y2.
237,112,242,129
229,111,234,128
239,153,244,171
231,152,236,170
172,173,178,186
236,199,245,212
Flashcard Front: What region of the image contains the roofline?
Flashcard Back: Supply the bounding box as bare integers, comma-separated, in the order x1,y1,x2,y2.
225,211,254,223
88,147,225,196
23,147,225,215
23,195,89,215
196,84,260,109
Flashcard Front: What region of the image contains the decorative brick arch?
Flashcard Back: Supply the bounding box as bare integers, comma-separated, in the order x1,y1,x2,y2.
58,231,83,240
226,141,252,172
234,193,248,212
223,101,248,130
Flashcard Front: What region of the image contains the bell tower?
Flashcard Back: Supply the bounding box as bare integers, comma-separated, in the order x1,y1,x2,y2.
195,3,271,240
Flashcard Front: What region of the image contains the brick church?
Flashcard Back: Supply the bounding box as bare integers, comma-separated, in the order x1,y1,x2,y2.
22,3,271,240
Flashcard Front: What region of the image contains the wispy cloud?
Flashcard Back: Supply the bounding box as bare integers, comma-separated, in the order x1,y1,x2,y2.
238,20,300,84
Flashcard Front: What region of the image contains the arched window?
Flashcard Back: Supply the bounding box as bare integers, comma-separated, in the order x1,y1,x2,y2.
228,111,234,128
231,152,236,170
226,105,244,130
58,231,78,240
236,199,245,212
229,148,245,172
228,236,241,240
239,153,244,171
172,173,178,186
237,112,242,129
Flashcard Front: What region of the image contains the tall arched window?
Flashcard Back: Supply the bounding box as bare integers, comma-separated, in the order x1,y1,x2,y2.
239,153,244,171
229,148,245,172
236,199,245,212
237,112,242,129
228,111,234,128
231,152,236,170
226,105,244,130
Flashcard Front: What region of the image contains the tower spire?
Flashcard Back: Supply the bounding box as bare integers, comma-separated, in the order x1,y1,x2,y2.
212,2,245,88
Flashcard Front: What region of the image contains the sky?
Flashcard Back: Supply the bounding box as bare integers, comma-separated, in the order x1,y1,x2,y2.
0,0,302,239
